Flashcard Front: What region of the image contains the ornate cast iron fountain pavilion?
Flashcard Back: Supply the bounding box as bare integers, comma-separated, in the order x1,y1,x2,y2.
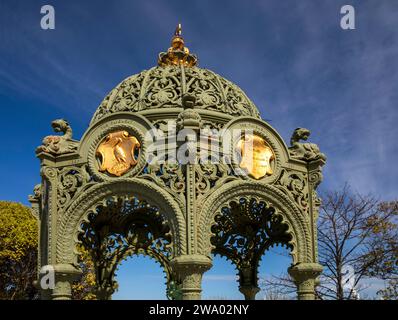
30,25,326,300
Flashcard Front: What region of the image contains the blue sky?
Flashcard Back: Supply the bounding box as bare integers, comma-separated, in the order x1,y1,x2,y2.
0,0,396,299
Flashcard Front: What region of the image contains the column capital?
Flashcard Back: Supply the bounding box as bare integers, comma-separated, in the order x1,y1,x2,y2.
171,254,212,269
288,263,323,279
171,255,212,300
51,264,82,300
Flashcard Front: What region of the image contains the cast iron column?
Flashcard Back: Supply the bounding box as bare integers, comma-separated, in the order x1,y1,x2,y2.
288,263,323,300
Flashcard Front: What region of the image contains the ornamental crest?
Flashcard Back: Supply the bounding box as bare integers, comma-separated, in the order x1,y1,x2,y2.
236,134,274,179
96,131,141,176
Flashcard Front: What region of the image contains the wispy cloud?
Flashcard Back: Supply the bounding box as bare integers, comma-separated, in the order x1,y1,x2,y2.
203,274,238,282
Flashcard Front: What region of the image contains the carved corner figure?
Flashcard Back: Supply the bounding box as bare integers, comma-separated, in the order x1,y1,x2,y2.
28,183,42,220
289,128,326,162
28,183,42,202
36,119,78,155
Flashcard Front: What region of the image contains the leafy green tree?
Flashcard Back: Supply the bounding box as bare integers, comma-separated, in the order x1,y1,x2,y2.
0,201,38,299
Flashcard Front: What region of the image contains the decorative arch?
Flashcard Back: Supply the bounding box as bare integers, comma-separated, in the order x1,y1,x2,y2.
56,178,186,265
76,195,178,300
197,180,312,265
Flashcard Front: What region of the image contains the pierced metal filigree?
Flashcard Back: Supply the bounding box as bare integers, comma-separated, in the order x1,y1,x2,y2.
90,66,260,124
78,196,174,299
211,198,293,292
275,169,309,215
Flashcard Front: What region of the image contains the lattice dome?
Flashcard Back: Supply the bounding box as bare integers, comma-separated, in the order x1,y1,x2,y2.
90,66,260,125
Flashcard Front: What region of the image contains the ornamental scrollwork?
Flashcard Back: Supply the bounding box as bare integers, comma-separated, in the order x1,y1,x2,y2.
152,119,177,132
275,169,309,215
217,76,260,118
195,162,232,198
211,198,293,290
28,184,42,220
90,66,260,125
141,160,186,208
112,73,145,112
41,166,57,180
309,170,324,189
57,165,92,212
201,120,225,131
146,67,182,108
91,72,146,123
185,68,224,111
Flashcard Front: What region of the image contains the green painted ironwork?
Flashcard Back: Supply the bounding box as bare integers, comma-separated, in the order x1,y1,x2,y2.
29,43,326,300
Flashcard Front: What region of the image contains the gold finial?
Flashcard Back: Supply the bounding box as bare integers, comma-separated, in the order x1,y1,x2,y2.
175,23,182,36
158,23,198,67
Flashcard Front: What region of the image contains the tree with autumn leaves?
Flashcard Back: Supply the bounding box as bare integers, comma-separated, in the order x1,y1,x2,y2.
0,201,38,299
262,187,398,300
0,201,97,300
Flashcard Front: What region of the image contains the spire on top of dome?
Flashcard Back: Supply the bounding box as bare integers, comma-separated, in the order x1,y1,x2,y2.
158,23,198,67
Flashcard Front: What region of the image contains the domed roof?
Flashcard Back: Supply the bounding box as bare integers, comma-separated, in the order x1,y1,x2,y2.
90,25,260,125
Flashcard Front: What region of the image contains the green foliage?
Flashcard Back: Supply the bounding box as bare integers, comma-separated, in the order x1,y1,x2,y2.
0,201,38,299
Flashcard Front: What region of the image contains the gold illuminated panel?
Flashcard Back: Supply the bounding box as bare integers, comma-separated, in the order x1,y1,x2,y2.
96,131,141,177
236,134,275,179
